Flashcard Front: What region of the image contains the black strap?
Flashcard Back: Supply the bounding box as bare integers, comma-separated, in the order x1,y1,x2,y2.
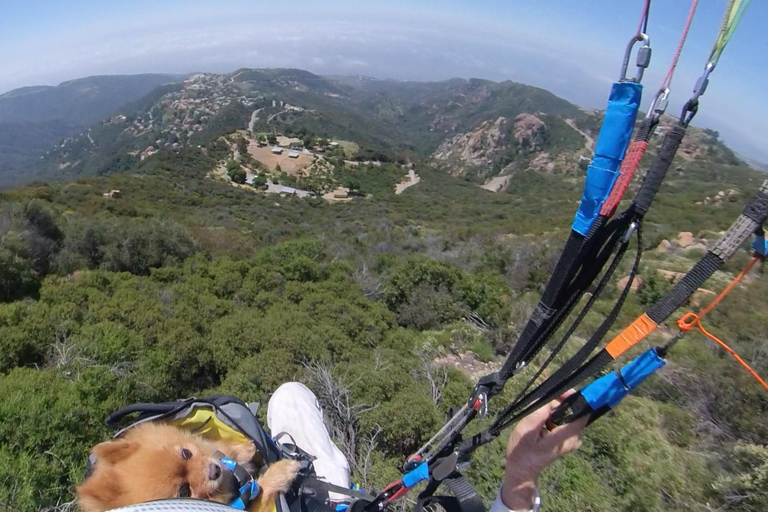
444,474,485,512
298,476,374,502
511,219,639,407
105,401,186,427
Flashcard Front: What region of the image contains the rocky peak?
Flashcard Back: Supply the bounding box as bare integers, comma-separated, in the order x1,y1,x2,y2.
513,113,548,150
430,117,509,178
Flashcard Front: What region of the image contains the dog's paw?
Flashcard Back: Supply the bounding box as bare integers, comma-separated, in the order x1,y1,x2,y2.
257,459,301,496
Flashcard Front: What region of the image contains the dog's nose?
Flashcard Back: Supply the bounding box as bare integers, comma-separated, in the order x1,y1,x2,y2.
208,462,221,481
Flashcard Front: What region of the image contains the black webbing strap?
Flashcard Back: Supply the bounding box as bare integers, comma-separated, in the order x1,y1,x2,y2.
298,476,374,502
517,214,629,367
511,221,641,407
500,232,586,379
634,116,654,143
633,125,686,216
445,474,486,512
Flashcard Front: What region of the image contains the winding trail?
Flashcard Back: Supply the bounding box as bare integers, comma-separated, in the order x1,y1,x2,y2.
565,119,595,154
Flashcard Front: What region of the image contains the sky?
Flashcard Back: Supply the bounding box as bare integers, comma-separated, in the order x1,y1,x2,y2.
0,0,766,161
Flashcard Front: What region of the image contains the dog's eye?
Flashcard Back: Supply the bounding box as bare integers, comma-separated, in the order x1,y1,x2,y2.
178,482,191,498
180,448,192,460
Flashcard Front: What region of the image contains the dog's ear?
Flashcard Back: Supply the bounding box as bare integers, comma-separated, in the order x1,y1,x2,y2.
92,440,137,464
77,465,122,512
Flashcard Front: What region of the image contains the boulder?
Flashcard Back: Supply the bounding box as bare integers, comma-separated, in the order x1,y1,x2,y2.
686,242,708,253
658,269,686,282
617,275,644,293
656,239,672,253
677,232,694,248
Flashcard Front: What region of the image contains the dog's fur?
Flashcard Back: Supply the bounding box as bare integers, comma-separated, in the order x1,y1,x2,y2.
77,423,300,512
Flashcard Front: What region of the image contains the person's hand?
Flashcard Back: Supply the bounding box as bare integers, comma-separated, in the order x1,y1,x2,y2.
500,390,589,511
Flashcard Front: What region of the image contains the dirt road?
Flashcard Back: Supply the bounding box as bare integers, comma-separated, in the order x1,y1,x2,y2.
566,119,595,154
395,170,420,194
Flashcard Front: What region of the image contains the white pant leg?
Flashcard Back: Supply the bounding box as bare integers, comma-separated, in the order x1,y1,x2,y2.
267,382,351,501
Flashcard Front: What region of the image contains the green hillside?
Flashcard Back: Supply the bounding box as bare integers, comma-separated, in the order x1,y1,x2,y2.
1,69,767,511
0,74,184,187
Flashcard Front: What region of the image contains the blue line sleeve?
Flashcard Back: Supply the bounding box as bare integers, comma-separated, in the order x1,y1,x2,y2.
572,81,642,235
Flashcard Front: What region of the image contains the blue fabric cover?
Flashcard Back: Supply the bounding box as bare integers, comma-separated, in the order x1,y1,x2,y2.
402,461,429,488
582,348,666,410
751,234,768,256
572,81,643,235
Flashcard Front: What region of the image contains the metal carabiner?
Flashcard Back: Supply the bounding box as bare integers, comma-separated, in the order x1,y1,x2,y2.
622,221,638,244
619,33,652,83
645,88,669,124
690,62,715,104
681,62,715,125
680,62,715,127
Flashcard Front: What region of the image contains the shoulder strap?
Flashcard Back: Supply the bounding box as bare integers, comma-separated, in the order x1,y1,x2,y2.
105,399,193,428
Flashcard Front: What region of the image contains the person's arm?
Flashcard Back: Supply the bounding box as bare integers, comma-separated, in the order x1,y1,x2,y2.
490,390,589,512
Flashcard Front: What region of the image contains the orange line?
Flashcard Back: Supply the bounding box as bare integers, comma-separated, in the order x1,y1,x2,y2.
676,256,768,394
699,256,759,318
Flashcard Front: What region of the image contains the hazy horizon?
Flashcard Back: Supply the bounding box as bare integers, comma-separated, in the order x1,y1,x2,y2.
2,0,766,162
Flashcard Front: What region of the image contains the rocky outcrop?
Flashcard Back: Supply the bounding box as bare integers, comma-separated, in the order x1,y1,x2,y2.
696,189,740,206
617,275,644,293
677,232,694,248
431,113,552,179
513,113,548,150
431,117,509,178
530,152,556,173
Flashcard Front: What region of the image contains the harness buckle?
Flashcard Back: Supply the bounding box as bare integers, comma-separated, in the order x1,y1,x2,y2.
619,33,651,83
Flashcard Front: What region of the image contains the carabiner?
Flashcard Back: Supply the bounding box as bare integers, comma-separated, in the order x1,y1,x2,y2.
690,62,715,104
619,33,652,83
681,62,715,127
645,88,669,124
622,221,638,244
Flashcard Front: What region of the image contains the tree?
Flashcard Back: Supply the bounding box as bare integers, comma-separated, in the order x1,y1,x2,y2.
252,174,267,187
267,133,277,145
228,166,246,184
236,136,248,156
302,135,314,149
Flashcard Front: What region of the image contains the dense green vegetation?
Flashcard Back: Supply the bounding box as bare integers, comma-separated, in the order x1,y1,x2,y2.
1,135,767,511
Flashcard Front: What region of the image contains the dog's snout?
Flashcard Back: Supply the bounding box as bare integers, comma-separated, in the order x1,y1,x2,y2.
207,462,221,481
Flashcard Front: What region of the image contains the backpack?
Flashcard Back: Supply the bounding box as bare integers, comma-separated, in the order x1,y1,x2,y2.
85,394,325,511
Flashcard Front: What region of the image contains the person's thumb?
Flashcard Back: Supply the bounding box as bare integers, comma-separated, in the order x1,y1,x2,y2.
542,415,589,455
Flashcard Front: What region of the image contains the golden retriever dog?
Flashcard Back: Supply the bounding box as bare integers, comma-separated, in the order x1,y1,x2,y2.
77,423,300,512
